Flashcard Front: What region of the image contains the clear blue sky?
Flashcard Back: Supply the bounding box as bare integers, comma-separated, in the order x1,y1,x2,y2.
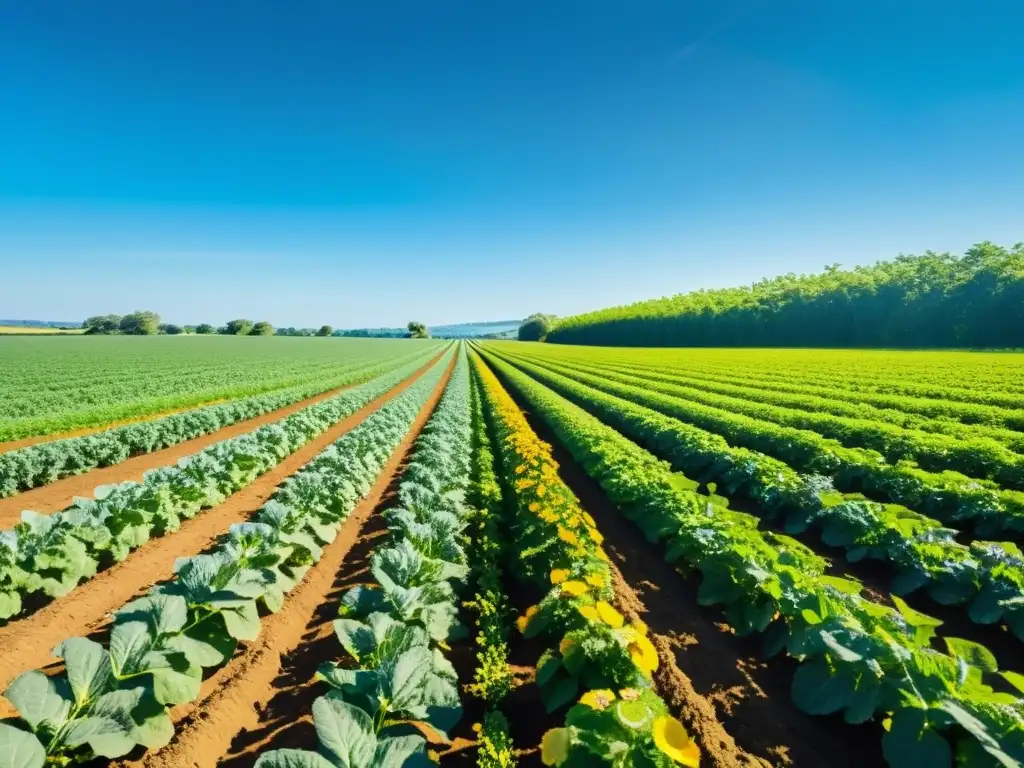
1,0,1022,327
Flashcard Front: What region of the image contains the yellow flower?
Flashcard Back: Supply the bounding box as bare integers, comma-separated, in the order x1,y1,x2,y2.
559,635,576,655
560,580,589,597
537,484,547,497
515,465,527,475
557,528,580,546
516,478,535,490
583,512,596,527
577,604,600,621
596,601,625,628
628,633,659,675
652,716,700,766
516,604,540,633
589,528,605,545
472,722,482,733
579,689,616,710
540,510,559,524
540,728,571,766
550,569,570,585
585,573,607,589
529,502,541,512
633,618,649,636
619,688,641,701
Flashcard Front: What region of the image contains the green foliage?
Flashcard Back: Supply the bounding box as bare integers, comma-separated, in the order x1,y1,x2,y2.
119,310,161,335
159,324,183,335
548,241,1024,348
317,325,334,337
83,315,122,335
406,321,429,339
251,321,275,336
0,337,441,443
224,319,254,335
0,352,456,766
194,323,215,334
518,313,555,342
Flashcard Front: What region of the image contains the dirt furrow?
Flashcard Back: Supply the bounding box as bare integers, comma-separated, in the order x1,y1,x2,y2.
502,387,886,768
0,353,445,698
0,379,381,524
117,354,455,768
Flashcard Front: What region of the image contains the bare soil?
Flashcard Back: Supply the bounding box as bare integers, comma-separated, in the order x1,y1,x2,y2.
0,353,446,702
114,354,455,768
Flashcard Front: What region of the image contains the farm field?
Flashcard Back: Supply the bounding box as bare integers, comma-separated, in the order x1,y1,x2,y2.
0,339,1022,768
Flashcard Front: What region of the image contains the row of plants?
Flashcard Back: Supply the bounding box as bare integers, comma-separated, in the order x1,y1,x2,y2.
0,338,445,443
0,348,435,498
478,350,1024,768
0,350,448,622
255,349,475,768
482,349,1024,642
503,349,1024,490
464,370,516,767
0,352,452,767
472,352,702,767
581,357,1024,452
660,355,1024,411
488,348,1024,537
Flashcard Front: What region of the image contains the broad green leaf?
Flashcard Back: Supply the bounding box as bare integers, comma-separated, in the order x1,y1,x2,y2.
62,716,135,758
881,709,951,768
0,722,45,768
312,697,376,768
373,735,427,767
253,749,336,768
384,647,431,713
3,671,71,730
221,601,261,641
53,637,114,706
109,620,155,677
943,637,998,673
117,594,188,636
1000,670,1024,695
791,659,855,715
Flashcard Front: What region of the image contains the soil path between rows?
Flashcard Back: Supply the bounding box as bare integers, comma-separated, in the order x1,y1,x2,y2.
490,362,886,768
117,353,456,768
0,352,446,700
0,374,392,524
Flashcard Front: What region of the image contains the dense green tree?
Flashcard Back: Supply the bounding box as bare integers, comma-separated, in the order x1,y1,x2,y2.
159,323,183,335
406,321,430,338
518,313,556,341
317,324,333,337
224,319,254,336
82,315,122,335
546,242,1024,349
119,311,161,335
250,321,275,336
194,323,215,334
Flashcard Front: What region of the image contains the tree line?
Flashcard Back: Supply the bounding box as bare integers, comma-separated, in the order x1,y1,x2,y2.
83,314,433,339
543,241,1024,348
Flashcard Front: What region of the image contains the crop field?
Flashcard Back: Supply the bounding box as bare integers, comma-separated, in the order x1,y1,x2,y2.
0,338,1022,768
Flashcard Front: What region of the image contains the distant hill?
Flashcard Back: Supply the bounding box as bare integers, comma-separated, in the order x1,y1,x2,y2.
0,319,83,328
337,319,521,339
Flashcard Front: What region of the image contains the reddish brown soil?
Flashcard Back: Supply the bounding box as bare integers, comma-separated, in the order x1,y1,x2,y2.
0,352,446,702
115,354,455,768
498,377,887,768
0,383,365,525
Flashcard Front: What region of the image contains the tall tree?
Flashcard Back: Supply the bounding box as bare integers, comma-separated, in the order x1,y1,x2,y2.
119,310,161,335
224,319,254,335
251,321,275,336
406,321,430,339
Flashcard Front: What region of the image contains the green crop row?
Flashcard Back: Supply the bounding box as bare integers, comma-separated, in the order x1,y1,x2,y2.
0,347,436,498
478,350,1024,768
0,351,449,622
0,351,451,766
482,348,1024,643
486,346,1024,538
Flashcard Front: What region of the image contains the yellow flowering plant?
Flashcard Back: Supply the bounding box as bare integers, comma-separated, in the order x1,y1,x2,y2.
540,687,699,767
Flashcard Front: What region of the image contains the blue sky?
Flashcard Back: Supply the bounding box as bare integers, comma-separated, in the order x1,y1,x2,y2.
1,0,1022,327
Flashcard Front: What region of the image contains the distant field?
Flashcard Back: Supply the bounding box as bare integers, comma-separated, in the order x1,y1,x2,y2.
0,335,440,442
0,325,85,335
